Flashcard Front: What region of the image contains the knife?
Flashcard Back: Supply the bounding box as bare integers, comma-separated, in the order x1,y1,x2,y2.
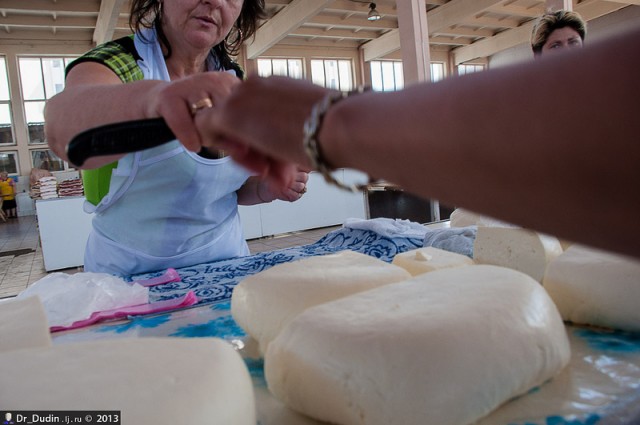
66,117,220,167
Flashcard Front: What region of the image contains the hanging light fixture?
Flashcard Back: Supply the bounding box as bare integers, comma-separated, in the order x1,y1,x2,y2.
367,3,381,21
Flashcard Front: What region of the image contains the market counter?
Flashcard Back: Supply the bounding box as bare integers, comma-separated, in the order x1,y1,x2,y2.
36,196,93,271
50,225,640,424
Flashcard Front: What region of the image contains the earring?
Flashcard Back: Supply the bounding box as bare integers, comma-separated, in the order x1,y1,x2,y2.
225,27,243,52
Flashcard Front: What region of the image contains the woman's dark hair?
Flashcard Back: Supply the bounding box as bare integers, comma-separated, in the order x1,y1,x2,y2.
129,0,266,74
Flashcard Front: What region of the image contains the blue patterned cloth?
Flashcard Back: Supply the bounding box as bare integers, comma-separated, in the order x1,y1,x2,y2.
128,227,424,307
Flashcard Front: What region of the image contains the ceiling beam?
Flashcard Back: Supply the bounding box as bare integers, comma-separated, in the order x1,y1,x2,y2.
93,0,126,45
427,0,505,33
307,14,397,30
246,0,333,59
605,0,640,4
0,28,96,42
362,29,399,61
362,0,504,60
325,0,397,16
453,23,532,64
290,26,379,40
486,3,546,19
0,14,97,28
433,27,495,38
0,0,101,13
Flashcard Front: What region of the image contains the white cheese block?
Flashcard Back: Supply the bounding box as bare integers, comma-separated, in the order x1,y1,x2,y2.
392,246,474,276
543,245,640,331
265,265,570,425
558,239,574,251
474,227,563,282
449,208,516,228
0,296,51,353
0,338,255,425
231,250,411,355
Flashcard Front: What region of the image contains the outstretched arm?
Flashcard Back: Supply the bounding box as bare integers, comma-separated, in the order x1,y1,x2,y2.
197,26,640,258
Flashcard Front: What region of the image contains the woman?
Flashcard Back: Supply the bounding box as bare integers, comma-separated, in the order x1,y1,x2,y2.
531,10,586,56
45,0,308,276
194,26,640,260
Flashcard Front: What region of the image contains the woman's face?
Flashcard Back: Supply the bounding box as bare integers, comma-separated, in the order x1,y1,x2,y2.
541,26,583,55
162,0,244,50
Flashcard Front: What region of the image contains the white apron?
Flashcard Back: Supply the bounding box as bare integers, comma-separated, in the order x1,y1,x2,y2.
84,28,251,276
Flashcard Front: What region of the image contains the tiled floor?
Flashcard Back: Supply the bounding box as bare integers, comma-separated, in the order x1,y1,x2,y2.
0,214,339,300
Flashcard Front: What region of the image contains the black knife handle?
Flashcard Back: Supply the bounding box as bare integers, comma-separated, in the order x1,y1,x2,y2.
66,118,176,167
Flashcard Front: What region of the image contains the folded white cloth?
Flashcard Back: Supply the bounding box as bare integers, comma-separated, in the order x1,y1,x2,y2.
423,226,477,258
343,218,428,239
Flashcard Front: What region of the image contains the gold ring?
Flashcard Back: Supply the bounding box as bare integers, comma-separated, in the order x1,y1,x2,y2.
190,97,213,115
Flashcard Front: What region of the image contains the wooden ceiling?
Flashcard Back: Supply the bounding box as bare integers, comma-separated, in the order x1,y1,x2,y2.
0,0,638,64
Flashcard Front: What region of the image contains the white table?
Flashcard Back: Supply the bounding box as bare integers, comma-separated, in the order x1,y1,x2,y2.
36,197,93,271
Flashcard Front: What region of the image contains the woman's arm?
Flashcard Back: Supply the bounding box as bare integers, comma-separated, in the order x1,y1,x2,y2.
198,26,640,258
45,62,161,168
44,62,241,168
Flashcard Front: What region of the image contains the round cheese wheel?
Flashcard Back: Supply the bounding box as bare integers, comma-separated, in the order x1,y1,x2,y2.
265,265,570,425
231,250,411,355
543,244,640,331
473,227,563,282
0,338,256,425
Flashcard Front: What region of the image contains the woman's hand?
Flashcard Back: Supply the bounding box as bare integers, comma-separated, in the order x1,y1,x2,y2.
148,71,242,153
238,170,309,206
264,169,310,203
195,76,328,191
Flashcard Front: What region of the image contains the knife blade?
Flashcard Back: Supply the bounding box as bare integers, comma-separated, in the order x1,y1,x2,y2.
66,118,176,167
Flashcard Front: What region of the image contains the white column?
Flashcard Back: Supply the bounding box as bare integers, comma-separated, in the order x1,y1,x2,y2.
396,0,431,85
396,0,440,220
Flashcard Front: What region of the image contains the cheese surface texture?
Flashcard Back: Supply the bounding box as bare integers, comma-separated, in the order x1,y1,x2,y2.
0,296,51,353
392,246,474,276
543,245,640,331
474,227,563,282
449,208,516,228
231,250,411,354
0,338,256,425
265,265,570,425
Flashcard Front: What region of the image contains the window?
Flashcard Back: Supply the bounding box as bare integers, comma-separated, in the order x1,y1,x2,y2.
257,58,303,78
370,61,445,91
0,150,19,175
370,60,404,92
430,63,445,82
0,57,14,146
18,56,75,145
310,59,353,91
31,148,66,172
458,64,484,75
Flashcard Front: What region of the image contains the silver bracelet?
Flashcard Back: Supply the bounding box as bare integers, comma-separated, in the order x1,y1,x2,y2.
303,88,370,192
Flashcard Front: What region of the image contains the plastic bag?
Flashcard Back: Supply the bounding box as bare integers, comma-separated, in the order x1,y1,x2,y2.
18,272,149,328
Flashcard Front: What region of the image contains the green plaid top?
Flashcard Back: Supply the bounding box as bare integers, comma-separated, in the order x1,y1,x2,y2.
66,35,143,83
66,36,142,206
